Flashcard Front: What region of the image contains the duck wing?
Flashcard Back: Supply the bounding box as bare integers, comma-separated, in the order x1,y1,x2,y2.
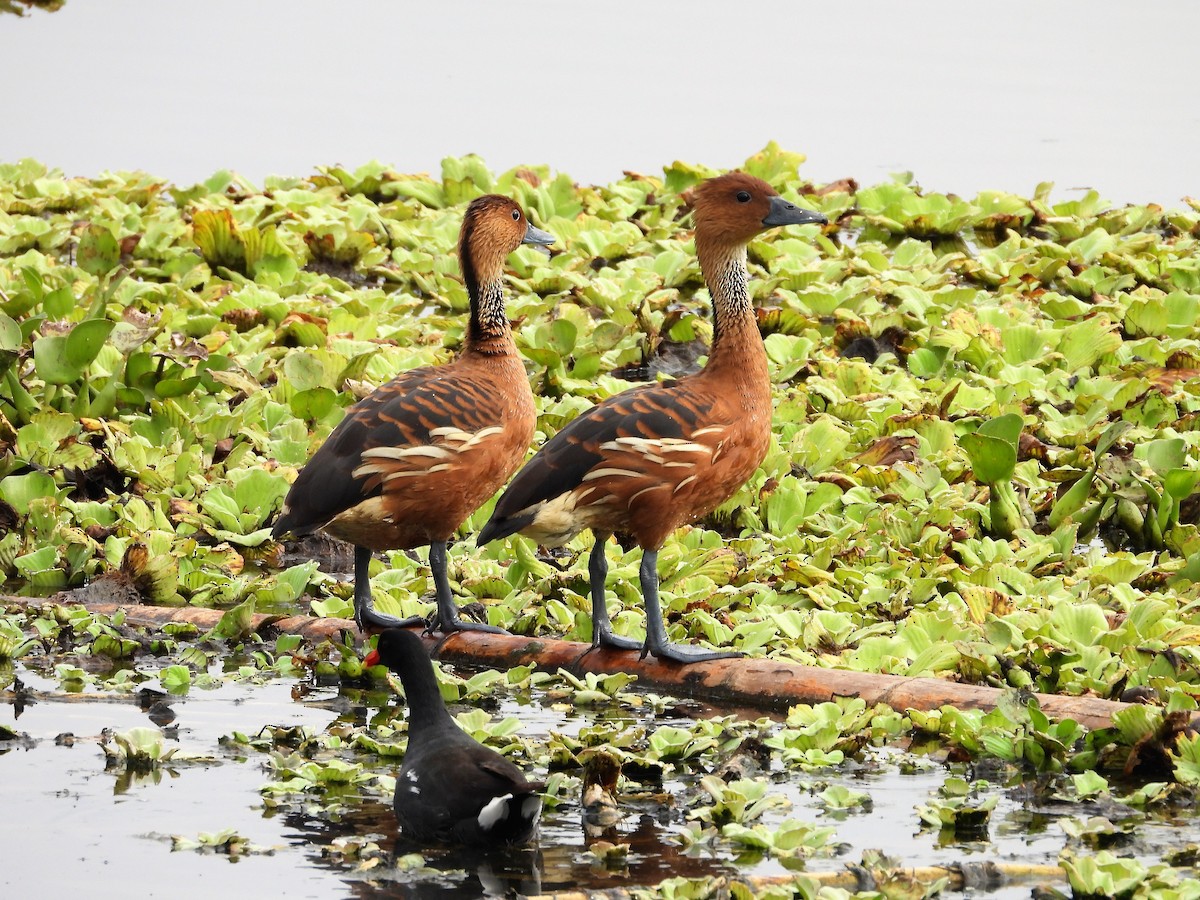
273,364,509,538
478,380,711,544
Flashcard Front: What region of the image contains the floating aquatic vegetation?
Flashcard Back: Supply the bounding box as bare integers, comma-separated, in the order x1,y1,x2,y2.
4,149,1200,896
915,776,998,837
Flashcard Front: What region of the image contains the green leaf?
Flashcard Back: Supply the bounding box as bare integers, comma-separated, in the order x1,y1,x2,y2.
1144,438,1186,476
961,433,1016,484
977,412,1023,445
32,335,76,385
0,471,61,515
209,597,257,641
42,287,75,319
282,352,326,392
33,319,115,385
1171,733,1200,786
290,387,337,421
0,313,20,352
1057,317,1121,371
160,664,192,693
907,347,947,377
77,224,120,276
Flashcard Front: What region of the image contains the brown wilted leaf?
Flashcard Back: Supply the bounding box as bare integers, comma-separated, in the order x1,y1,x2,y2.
850,435,919,468
959,583,1014,623
119,233,142,257
120,541,150,578
814,472,857,491
1018,432,1051,461
814,178,858,197
834,319,872,348
512,168,542,188
168,499,198,523
170,335,209,360
0,498,18,535
280,311,329,330
222,308,266,331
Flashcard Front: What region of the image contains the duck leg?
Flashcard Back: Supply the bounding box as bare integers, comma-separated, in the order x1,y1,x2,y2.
354,545,424,632
638,549,741,663
428,540,505,635
588,537,641,651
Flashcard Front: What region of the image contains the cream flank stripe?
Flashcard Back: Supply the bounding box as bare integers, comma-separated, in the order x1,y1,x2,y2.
352,425,506,482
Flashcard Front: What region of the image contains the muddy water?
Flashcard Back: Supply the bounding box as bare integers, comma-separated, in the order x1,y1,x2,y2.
1,1,1197,204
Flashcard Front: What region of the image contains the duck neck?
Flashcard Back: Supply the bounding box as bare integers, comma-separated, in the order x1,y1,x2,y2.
464,264,516,357
395,653,457,736
696,241,767,379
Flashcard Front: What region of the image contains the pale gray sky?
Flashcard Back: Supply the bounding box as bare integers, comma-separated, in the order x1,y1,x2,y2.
2,0,1197,204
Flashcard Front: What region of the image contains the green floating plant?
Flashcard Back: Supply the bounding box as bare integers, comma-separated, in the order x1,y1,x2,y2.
915,776,998,835
960,413,1026,538
1060,850,1148,900
171,828,277,856
690,775,789,827
102,726,179,771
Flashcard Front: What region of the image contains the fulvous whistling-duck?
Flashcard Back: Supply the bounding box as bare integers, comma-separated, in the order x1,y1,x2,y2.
272,196,554,633
477,173,826,662
364,628,543,846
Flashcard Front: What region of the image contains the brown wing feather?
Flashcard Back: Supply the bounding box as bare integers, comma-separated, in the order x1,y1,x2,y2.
480,376,764,549
274,361,527,542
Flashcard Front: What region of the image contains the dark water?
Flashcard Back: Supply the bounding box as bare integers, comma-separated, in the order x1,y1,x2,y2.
6,661,1197,899
1,0,1197,204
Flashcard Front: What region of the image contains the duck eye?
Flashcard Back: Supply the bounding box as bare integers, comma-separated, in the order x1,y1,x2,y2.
511,209,521,221
736,190,752,203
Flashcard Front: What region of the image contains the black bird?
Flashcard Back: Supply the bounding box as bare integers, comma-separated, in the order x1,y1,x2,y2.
364,628,543,846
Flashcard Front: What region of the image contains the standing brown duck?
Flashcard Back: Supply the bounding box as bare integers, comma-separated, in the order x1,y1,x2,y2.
273,196,554,633
478,173,826,662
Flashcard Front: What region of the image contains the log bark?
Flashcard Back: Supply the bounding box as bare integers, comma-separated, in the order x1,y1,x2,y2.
0,595,1159,731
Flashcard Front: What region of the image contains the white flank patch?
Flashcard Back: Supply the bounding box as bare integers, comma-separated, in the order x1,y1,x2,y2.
526,492,593,546
477,793,513,831
520,796,542,820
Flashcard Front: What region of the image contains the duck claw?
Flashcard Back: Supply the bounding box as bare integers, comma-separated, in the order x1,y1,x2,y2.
639,641,742,664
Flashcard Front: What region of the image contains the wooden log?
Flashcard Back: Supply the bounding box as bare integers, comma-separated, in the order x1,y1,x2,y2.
0,595,1159,730
422,631,1138,731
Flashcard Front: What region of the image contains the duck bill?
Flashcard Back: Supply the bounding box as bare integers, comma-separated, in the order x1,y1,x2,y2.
522,222,556,255
763,195,827,227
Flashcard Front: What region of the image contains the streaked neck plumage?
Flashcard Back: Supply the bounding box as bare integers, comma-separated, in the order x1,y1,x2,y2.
695,240,768,380
461,235,517,356
466,276,516,356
